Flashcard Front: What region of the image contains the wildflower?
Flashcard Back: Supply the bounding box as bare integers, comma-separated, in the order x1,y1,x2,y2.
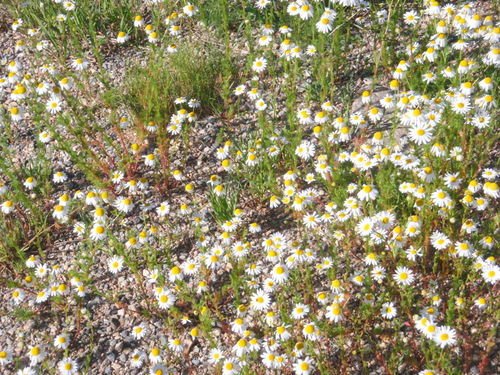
271,264,289,284
168,338,184,354
234,85,246,96
326,303,344,323
295,141,315,160
367,107,383,122
418,370,439,375
71,58,89,71
54,334,70,350
255,99,267,111
299,3,314,20
53,205,68,221
357,185,379,201
422,71,437,84
222,358,241,375
356,217,374,237
293,356,315,375
208,348,225,364
28,345,46,364
59,77,74,91
250,289,271,311
423,47,437,62
302,322,320,341
38,129,52,143
10,106,24,121
393,267,415,286
115,197,134,213
433,326,457,348
381,302,397,319
451,97,471,115
184,3,199,16
125,350,144,369
431,190,451,207
108,256,124,274
155,201,171,217
479,77,493,91
63,1,75,11
12,289,25,304
303,212,320,229
36,289,50,303
149,348,162,364
53,171,68,183
148,32,159,43
258,35,272,46
484,182,499,198
58,357,78,375
36,264,49,278
0,348,12,365
252,57,268,73
157,290,176,309
316,17,332,33
406,247,422,261
1,200,14,214
88,223,106,241
403,10,420,25
116,31,130,44
170,24,181,36
474,297,488,309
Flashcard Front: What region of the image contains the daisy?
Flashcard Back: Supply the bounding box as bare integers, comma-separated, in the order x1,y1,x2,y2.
156,201,170,216
423,47,437,62
297,108,313,124
393,267,415,286
368,106,384,122
129,351,144,370
1,200,15,214
431,190,451,207
183,3,199,16
299,3,314,20
12,289,25,304
71,58,89,71
451,97,471,115
291,303,310,320
357,185,379,201
58,357,78,375
54,334,70,349
148,32,159,43
63,1,75,11
433,326,457,348
108,256,124,274
0,349,12,365
381,302,397,319
149,348,162,364
53,171,68,184
303,212,320,229
252,57,267,73
356,217,374,237
403,10,420,25
271,264,289,284
168,338,184,354
293,356,315,375
157,290,176,309
28,345,46,364
10,106,24,121
222,358,240,375
326,303,344,323
255,99,267,111
316,17,332,33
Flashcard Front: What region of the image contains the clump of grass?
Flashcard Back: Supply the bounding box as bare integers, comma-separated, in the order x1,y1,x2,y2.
123,40,230,121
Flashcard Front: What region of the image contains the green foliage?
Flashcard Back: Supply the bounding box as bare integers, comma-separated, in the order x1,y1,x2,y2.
122,40,230,121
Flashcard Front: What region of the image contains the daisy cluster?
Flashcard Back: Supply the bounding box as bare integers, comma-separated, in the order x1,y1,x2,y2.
0,0,499,375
